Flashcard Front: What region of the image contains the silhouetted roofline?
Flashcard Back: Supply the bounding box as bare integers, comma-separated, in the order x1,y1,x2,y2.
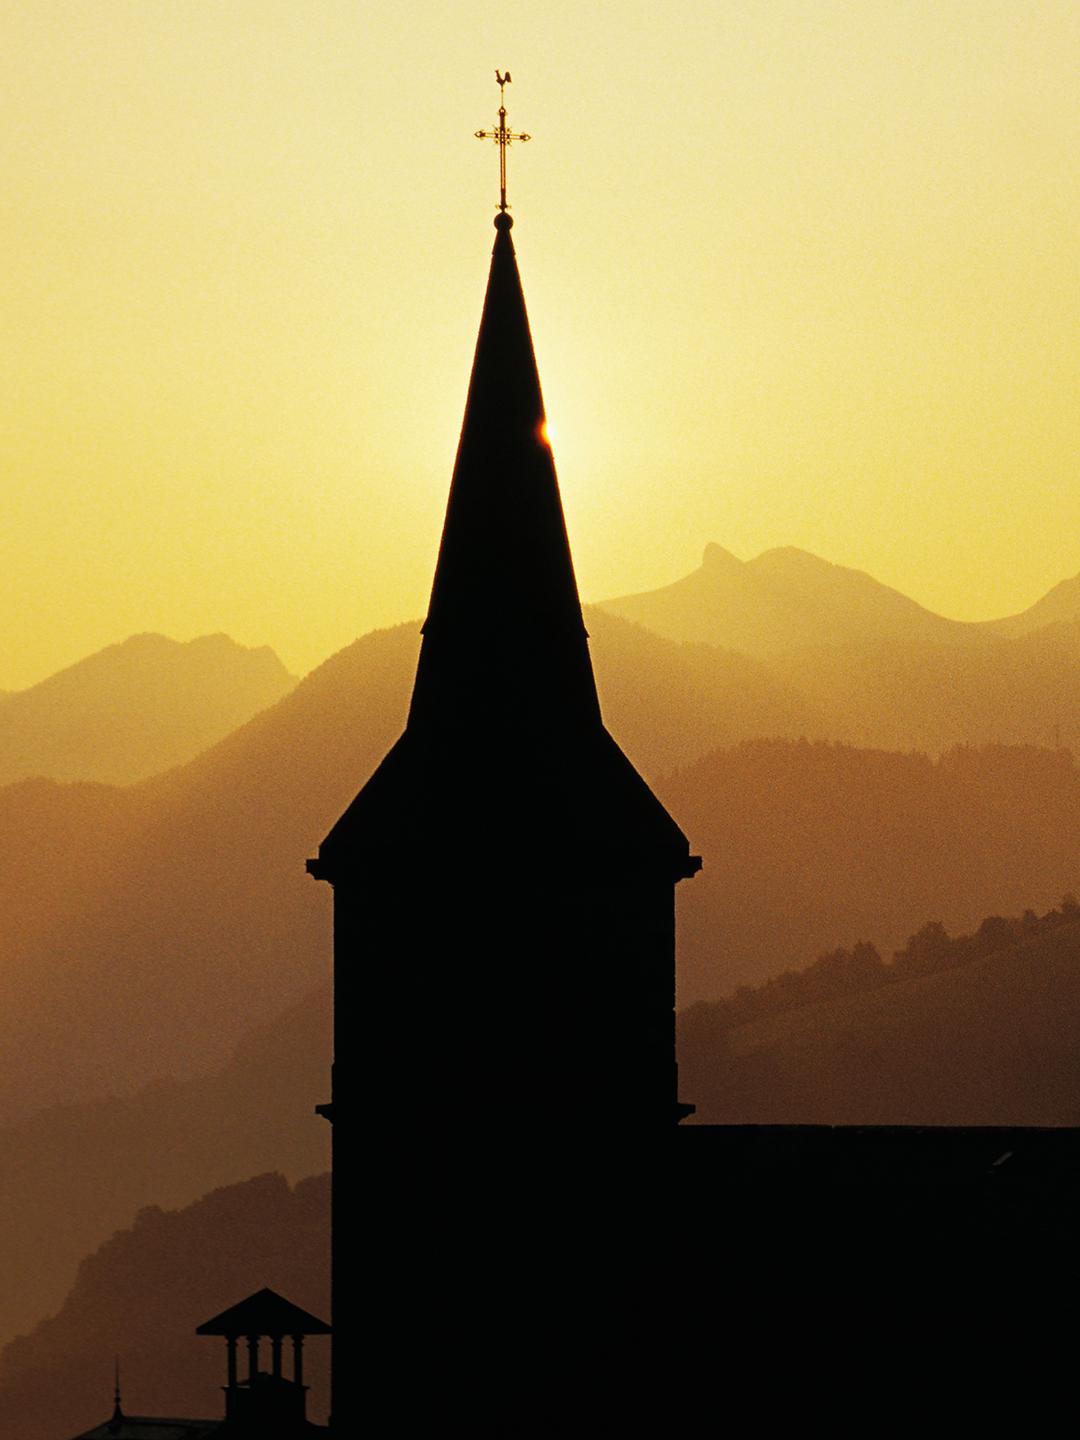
195,1287,331,1337
66,1419,220,1439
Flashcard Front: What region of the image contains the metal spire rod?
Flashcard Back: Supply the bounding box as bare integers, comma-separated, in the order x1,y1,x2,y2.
474,70,531,213
112,1357,124,1423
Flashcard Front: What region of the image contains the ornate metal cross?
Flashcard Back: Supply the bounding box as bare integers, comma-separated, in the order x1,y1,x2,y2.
475,70,531,214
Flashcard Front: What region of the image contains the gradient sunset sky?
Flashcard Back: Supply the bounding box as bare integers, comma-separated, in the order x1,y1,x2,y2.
5,1,1080,689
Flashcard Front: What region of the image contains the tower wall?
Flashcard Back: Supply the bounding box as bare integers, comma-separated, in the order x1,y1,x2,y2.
323,860,689,1432
330,865,682,1133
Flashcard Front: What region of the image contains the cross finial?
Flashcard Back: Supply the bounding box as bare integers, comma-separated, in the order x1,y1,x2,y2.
474,71,531,216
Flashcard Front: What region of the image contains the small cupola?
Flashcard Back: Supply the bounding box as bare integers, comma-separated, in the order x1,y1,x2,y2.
195,1287,331,1435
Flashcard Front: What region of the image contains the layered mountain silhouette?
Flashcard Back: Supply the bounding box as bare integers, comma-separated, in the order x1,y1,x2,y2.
985,570,1080,637
602,546,1080,751
8,549,1080,1385
0,613,838,1130
5,602,1080,1131
764,621,1080,753
0,1172,330,1440
600,543,982,653
0,984,329,1350
680,907,1080,1126
601,543,1080,653
660,738,1080,1003
10,902,1080,1419
0,633,296,786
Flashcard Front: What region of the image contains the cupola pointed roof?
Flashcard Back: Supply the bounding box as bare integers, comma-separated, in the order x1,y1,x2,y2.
195,1288,331,1338
311,213,698,882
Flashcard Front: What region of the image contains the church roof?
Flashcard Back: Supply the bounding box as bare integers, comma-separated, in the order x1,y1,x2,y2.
67,1420,220,1439
195,1287,331,1337
311,215,698,882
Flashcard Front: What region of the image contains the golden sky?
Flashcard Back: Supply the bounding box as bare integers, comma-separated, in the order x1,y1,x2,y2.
5,1,1080,689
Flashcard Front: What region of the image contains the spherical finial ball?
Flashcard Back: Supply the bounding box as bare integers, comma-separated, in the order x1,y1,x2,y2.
494,212,514,231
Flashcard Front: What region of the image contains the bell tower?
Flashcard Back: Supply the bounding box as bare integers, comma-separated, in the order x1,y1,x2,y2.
307,75,700,1430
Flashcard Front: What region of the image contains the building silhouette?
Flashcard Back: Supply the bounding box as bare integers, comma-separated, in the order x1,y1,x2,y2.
296,154,1080,1428
68,1289,330,1437
65,96,1080,1437
307,206,700,1128
305,201,703,1431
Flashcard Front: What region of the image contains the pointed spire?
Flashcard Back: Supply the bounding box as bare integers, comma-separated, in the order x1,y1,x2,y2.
408,214,601,740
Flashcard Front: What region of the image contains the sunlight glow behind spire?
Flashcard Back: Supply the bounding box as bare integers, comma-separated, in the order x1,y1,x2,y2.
5,3,1080,687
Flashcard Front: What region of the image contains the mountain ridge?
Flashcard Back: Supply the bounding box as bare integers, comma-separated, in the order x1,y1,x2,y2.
0,632,297,787
599,543,1080,653
681,911,1080,1126
0,612,834,1128
986,569,1080,635
0,1172,331,1440
0,982,330,1351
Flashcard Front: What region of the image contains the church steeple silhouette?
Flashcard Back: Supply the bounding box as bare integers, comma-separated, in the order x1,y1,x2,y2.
307,80,699,1429
408,207,601,738
308,176,699,1129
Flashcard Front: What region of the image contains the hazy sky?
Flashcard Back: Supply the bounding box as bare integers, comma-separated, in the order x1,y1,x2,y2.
5,1,1080,688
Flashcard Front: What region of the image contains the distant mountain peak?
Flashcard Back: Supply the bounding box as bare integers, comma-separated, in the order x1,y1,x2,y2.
601,541,972,655
984,569,1080,637
115,630,275,654
0,633,297,787
701,542,743,571
751,545,833,569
